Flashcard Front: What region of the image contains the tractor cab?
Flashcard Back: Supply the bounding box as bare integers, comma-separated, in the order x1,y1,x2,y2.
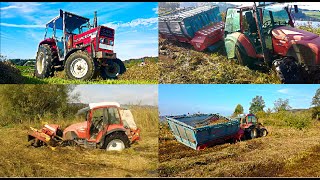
44,9,90,60
236,113,267,139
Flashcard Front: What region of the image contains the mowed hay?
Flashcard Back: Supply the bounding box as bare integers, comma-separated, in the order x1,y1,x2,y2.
0,106,159,177
0,61,25,83
159,121,320,177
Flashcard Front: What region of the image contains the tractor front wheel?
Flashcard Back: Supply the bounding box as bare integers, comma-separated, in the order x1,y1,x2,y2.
35,44,53,78
100,59,124,80
65,51,97,80
102,132,130,151
260,128,268,137
272,57,303,84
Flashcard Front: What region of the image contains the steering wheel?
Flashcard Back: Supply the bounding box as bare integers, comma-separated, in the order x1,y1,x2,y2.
263,20,272,28
93,116,104,129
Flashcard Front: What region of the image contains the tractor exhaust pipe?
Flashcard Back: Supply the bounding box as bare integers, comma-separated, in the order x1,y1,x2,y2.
93,11,97,28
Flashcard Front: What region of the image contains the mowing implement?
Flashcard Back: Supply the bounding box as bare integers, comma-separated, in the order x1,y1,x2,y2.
159,5,225,52
35,9,126,80
28,102,140,151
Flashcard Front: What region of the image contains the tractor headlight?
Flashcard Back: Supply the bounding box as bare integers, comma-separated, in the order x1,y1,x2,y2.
99,38,104,43
109,40,114,46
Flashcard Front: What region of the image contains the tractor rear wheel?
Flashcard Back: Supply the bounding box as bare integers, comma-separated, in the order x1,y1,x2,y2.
65,51,97,80
35,44,54,78
100,59,122,80
102,132,130,151
250,128,258,139
235,46,250,67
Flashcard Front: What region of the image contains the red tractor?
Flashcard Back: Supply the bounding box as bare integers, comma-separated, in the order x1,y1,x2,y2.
224,2,320,83
28,102,140,151
34,10,126,80
235,113,268,140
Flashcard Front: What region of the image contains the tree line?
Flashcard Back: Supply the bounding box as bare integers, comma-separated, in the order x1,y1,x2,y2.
232,88,320,120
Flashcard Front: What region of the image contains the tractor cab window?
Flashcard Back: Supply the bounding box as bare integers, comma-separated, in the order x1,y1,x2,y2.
225,8,240,34
90,108,105,138
247,115,257,124
106,107,121,125
264,6,290,27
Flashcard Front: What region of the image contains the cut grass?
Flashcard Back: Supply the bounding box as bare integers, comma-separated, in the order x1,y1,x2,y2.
0,106,159,177
159,120,320,177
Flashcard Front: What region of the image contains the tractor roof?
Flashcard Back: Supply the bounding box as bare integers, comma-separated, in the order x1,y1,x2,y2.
89,102,120,109
76,102,121,115
46,9,89,32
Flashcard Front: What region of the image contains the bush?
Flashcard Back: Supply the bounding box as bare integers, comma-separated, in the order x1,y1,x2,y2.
262,111,312,130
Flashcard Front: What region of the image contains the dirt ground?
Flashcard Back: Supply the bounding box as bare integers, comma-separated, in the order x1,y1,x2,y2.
159,121,320,177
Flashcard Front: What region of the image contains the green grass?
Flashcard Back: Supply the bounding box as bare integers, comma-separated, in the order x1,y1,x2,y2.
16,62,158,84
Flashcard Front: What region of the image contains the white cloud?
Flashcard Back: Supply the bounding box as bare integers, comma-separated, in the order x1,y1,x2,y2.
0,23,44,28
277,88,290,94
103,17,158,30
152,7,158,14
0,2,41,13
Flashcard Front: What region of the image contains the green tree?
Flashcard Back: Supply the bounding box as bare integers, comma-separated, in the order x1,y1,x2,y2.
233,104,244,117
273,98,292,112
311,88,320,120
0,85,79,126
249,95,265,114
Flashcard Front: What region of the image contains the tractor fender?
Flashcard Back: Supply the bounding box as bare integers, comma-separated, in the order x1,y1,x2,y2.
286,44,317,67
225,32,257,59
63,131,78,140
64,48,83,63
100,128,127,146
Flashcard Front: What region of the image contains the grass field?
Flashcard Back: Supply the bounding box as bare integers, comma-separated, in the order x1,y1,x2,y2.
159,118,320,177
12,58,159,84
303,11,320,21
0,105,159,177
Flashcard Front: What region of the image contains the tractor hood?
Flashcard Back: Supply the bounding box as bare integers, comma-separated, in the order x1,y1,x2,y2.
272,26,320,65
272,26,319,41
63,121,87,139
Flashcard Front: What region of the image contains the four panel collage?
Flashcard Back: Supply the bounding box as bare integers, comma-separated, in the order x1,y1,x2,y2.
0,1,320,178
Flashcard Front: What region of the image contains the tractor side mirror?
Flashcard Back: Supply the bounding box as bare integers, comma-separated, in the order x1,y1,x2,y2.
294,5,299,13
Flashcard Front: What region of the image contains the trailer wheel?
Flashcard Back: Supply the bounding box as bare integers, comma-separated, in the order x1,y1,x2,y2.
35,44,53,78
65,51,96,80
260,128,268,137
102,132,130,151
100,59,121,80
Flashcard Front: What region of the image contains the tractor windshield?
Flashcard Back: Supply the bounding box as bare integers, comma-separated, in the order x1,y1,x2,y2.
46,10,90,35
263,5,290,27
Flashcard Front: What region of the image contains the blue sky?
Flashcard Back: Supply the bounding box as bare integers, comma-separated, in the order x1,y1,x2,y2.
159,84,320,116
71,85,158,106
0,2,158,60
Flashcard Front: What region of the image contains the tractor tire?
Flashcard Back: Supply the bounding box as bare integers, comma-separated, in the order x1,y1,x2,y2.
34,44,54,78
102,132,130,151
65,51,97,80
260,128,268,137
235,46,250,68
250,128,258,139
100,59,122,80
272,57,303,84
114,58,126,74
